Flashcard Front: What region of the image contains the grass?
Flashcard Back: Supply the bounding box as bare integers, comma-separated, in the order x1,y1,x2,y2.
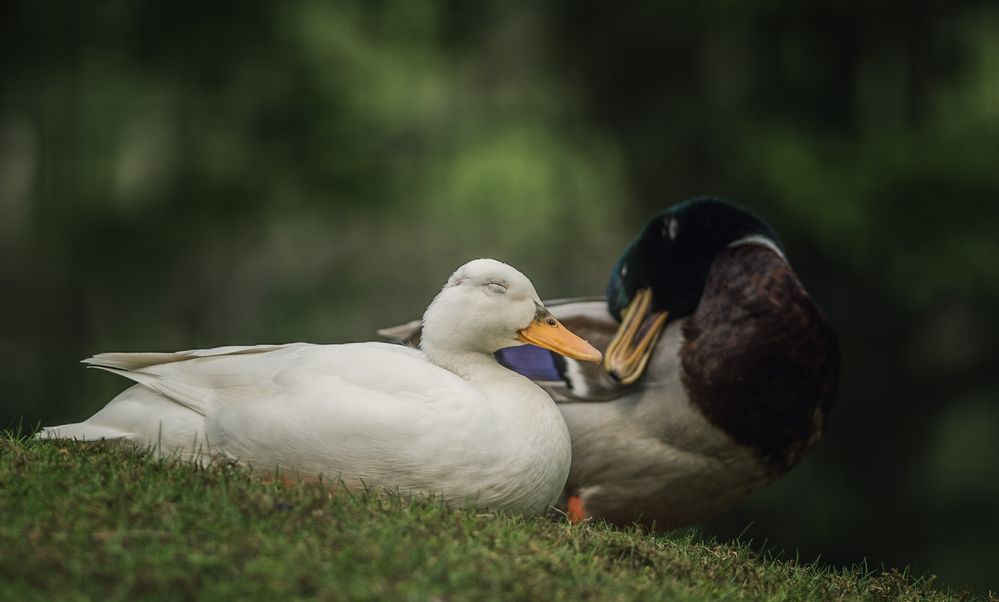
0,434,983,601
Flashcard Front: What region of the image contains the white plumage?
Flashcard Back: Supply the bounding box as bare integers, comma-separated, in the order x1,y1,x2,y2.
39,259,602,514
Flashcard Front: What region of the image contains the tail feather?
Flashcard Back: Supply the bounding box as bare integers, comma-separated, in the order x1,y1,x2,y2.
83,365,211,417
82,352,194,371
36,423,130,441
83,344,297,371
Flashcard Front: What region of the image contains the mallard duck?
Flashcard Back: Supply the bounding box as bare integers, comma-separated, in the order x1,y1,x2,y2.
380,198,839,527
38,259,603,514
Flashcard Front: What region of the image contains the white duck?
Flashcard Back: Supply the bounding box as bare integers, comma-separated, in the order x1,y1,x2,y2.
38,259,603,514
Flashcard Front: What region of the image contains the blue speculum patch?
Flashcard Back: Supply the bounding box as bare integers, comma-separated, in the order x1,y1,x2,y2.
496,345,561,381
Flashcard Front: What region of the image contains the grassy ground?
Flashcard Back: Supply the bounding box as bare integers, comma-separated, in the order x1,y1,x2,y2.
0,435,982,601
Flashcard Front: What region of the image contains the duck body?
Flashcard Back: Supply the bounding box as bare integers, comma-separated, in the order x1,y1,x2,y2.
535,241,836,527
40,259,604,514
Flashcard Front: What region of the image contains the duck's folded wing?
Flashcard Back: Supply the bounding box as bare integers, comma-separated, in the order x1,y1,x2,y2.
189,344,493,480
81,343,320,416
47,342,489,473
39,344,330,443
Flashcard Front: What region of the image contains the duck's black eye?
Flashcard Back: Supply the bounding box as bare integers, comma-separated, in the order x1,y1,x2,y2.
545,317,558,327
620,264,628,279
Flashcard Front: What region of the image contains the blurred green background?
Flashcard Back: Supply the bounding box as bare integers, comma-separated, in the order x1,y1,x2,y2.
2,0,997,592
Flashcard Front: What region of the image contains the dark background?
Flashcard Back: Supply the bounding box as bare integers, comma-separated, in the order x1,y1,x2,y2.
2,0,997,592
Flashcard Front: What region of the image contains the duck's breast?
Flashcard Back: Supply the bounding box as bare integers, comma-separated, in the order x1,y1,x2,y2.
680,243,839,472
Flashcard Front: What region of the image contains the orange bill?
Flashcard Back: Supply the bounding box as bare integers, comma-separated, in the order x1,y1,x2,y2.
517,306,602,363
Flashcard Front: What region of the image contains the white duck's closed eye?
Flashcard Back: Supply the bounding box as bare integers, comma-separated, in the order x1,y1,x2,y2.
38,258,602,514
486,281,507,294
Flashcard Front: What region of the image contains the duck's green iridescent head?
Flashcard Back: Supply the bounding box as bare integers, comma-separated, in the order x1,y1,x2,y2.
604,197,782,383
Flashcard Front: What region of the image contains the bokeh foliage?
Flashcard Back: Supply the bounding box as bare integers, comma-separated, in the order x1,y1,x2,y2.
1,0,997,592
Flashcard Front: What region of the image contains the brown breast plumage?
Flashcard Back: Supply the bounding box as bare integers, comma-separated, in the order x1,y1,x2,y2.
680,244,839,472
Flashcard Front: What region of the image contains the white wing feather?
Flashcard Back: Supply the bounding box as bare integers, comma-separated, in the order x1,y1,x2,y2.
42,342,500,495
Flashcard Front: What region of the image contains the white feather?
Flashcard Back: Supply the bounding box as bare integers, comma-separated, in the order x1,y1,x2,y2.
728,234,786,261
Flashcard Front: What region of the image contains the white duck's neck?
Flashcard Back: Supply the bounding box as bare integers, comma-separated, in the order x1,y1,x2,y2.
421,344,511,382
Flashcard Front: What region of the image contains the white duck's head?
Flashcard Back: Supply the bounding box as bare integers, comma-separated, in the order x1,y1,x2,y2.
421,259,602,365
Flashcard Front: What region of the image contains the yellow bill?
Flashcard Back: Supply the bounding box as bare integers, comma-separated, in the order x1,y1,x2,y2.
604,288,668,384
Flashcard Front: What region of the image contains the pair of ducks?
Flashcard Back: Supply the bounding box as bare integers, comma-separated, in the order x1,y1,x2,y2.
41,198,838,526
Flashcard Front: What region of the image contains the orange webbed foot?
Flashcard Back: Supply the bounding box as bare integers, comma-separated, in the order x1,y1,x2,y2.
566,494,587,524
